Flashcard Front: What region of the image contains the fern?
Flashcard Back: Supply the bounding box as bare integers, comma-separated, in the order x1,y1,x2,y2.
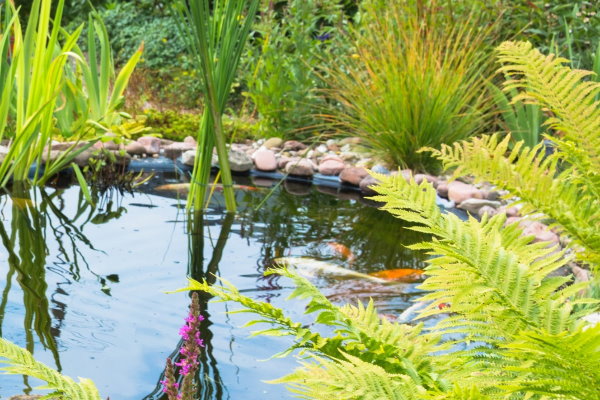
496,41,600,199
429,41,600,268
0,338,102,400
183,272,448,389
271,353,421,400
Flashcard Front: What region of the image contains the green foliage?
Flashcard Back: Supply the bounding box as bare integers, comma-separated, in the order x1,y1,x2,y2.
0,0,92,186
325,0,493,172
188,170,600,399
175,0,259,212
142,109,258,142
489,83,545,148
0,337,102,400
97,0,190,70
240,0,349,139
430,42,600,269
56,11,143,139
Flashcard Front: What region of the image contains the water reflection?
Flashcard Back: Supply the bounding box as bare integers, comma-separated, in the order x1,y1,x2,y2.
145,211,233,400
0,184,128,375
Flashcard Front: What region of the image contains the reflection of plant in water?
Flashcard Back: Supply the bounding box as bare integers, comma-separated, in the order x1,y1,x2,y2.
235,186,428,274
0,183,131,384
84,149,152,198
146,211,232,400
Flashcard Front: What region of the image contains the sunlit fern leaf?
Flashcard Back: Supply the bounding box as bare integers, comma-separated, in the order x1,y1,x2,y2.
370,174,596,342
422,385,491,400
499,325,600,400
184,274,446,385
270,352,422,400
0,338,102,400
496,41,600,198
427,134,600,269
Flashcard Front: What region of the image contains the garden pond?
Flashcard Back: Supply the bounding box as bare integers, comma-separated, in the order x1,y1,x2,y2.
0,161,434,400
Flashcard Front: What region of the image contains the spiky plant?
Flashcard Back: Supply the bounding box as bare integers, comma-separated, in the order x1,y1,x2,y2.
324,0,493,172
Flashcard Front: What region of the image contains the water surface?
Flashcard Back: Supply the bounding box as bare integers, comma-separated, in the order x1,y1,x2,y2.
0,172,427,399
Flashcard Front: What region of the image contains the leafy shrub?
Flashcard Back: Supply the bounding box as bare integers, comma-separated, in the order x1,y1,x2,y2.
240,0,350,140
325,0,493,172
143,109,258,142
184,41,600,398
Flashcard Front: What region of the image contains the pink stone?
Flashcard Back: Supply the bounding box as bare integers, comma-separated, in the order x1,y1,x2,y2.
318,159,345,176
285,158,314,176
340,167,369,186
137,136,161,155
447,181,484,204
253,149,277,172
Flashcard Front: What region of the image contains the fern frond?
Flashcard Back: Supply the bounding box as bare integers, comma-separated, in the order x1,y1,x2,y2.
370,174,595,342
271,352,423,400
0,338,102,400
500,325,600,400
496,41,600,197
429,134,600,269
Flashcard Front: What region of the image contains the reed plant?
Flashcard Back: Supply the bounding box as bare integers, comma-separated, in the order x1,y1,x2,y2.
175,0,259,213
56,11,143,139
0,0,90,186
325,0,493,172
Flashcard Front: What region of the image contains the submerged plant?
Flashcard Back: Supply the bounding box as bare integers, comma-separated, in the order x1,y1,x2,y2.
325,0,493,172
161,292,205,400
175,0,259,213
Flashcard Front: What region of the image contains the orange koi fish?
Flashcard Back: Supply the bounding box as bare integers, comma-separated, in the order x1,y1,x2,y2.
327,242,356,262
368,268,425,282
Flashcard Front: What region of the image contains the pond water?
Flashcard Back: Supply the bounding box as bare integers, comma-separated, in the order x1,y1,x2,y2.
0,166,429,400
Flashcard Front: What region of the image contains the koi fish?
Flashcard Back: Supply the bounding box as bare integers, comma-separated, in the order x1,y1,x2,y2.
276,257,388,283
368,268,425,282
327,242,356,262
155,183,261,195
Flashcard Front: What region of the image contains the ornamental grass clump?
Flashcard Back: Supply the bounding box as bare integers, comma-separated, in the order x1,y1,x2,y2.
325,0,493,172
161,292,205,400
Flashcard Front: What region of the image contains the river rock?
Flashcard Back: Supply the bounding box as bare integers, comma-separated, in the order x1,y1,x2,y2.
326,139,340,152
183,136,197,146
414,173,439,187
137,136,161,155
371,164,390,175
447,181,484,204
359,175,380,195
181,149,196,166
436,182,449,198
521,221,559,245
125,141,146,156
93,139,119,151
318,159,345,176
164,142,196,159
73,149,93,167
278,156,291,169
264,137,283,149
283,140,307,151
229,150,253,172
41,150,61,163
477,205,499,218
340,167,368,186
457,199,501,214
253,149,277,171
285,158,314,176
